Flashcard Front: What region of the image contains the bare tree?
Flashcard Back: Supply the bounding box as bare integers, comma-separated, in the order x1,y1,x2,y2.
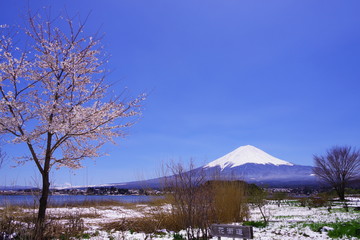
313,146,360,201
165,161,211,240
247,184,269,224
0,11,144,239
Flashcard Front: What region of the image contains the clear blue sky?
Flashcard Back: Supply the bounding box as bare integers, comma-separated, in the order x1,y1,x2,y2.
1,0,359,187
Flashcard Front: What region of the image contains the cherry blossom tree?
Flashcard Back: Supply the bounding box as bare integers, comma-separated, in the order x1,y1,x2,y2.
0,13,144,239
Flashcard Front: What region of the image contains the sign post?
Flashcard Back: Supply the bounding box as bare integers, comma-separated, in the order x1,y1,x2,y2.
210,224,253,240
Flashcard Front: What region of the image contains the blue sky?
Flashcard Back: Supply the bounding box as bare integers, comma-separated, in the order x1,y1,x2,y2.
1,1,360,187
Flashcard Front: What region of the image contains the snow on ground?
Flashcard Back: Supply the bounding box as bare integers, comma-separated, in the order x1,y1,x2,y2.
31,197,360,239
47,206,145,220
247,201,360,240
250,201,360,223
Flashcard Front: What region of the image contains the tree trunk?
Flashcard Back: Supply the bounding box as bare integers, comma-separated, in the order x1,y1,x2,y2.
258,204,268,223
34,172,50,240
336,186,345,201
339,192,345,201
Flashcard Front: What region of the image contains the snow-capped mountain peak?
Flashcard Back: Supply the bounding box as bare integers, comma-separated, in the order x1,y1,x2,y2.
203,145,294,170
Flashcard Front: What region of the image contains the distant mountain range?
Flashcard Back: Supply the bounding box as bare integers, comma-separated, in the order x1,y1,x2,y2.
1,145,318,191
0,185,39,191
112,145,317,189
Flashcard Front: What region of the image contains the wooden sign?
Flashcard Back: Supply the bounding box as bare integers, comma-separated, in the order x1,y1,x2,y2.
210,224,253,239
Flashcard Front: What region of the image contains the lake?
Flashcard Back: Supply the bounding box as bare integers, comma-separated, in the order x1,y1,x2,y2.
0,194,158,206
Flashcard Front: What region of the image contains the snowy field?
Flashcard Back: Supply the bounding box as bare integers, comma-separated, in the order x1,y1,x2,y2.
1,197,358,239
20,197,358,240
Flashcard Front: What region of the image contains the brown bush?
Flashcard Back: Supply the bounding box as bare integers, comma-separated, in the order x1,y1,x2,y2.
209,180,249,224
163,161,249,240
308,197,328,208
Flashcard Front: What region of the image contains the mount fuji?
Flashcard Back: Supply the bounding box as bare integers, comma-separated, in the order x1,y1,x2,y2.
114,145,316,189
201,145,315,186
204,145,294,169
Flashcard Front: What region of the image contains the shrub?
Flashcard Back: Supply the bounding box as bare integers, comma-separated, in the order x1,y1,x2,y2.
0,206,36,239
243,221,267,228
308,197,328,208
328,220,360,238
208,180,249,223
299,198,308,207
173,232,185,240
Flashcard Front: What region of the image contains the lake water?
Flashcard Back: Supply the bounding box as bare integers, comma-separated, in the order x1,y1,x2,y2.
0,194,157,206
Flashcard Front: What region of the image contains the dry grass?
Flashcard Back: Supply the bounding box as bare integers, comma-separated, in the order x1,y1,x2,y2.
100,213,183,235
99,196,183,234
47,197,164,209
49,211,101,220
0,205,88,240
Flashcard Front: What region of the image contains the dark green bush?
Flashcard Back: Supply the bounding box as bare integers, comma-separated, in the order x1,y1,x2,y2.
243,221,267,228
303,220,360,238
173,232,185,240
328,221,360,238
